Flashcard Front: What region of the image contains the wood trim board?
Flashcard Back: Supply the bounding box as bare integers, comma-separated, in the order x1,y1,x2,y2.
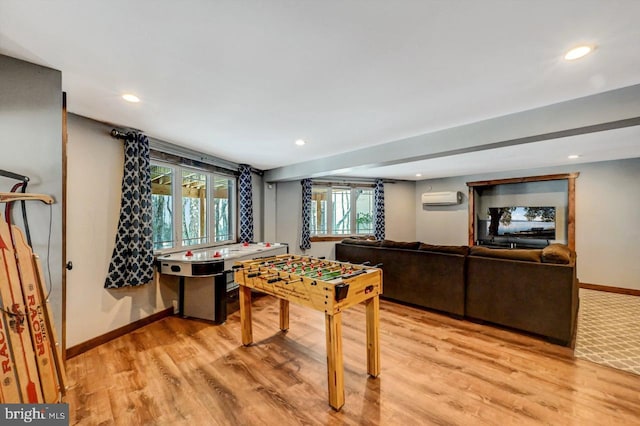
66,308,173,359
466,172,579,250
579,282,640,296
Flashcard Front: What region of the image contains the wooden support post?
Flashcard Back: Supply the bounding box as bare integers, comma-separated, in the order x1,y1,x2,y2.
239,286,253,346
325,312,344,411
365,295,380,377
279,299,289,332
568,176,577,251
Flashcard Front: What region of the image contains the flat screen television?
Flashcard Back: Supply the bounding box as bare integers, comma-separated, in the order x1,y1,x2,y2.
484,206,556,240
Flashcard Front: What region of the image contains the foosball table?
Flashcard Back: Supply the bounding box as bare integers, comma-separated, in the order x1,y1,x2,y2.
233,254,382,410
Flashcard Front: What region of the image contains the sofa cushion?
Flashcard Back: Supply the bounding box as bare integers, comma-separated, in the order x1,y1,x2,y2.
418,243,469,256
469,246,542,262
340,238,381,247
380,240,421,250
542,244,573,264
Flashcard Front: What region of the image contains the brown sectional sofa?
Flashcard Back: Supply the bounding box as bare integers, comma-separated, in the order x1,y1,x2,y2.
335,239,578,346
336,239,467,316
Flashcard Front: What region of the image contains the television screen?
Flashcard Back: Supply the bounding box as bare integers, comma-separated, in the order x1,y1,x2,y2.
486,206,556,240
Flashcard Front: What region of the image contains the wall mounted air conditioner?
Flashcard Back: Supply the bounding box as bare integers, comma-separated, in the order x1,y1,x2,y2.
421,191,463,206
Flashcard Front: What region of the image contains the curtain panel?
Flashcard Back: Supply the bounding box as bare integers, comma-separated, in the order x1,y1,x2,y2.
105,132,154,288
374,178,386,240
300,178,312,250
238,164,254,243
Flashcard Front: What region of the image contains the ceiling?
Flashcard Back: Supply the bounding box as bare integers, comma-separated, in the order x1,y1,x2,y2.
1,1,640,181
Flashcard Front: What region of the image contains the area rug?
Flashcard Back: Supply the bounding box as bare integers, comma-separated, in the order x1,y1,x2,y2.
574,288,640,375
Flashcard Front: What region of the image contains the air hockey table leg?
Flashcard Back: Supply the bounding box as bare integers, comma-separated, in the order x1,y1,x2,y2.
178,276,185,316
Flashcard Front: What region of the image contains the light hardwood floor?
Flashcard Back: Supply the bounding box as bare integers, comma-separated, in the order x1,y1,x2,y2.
65,296,640,425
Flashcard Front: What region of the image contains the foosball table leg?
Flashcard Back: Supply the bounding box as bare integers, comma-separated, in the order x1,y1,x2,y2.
279,299,289,331
325,311,345,411
240,286,253,346
365,295,381,377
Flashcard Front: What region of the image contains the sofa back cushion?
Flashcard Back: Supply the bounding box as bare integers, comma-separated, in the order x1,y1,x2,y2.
340,238,381,247
469,246,542,262
418,243,469,256
380,240,421,250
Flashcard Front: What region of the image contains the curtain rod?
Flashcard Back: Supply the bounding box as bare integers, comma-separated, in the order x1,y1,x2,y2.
110,129,136,142
311,178,399,185
110,128,265,174
148,137,264,175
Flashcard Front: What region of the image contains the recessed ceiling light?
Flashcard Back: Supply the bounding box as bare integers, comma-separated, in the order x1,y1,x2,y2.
122,93,140,103
564,45,594,61
568,154,581,159
295,139,306,146
415,173,422,177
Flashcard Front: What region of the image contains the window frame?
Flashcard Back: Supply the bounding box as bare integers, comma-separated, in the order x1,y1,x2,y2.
151,159,237,254
309,184,375,240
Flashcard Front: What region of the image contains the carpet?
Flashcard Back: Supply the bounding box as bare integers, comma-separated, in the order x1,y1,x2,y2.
574,288,640,375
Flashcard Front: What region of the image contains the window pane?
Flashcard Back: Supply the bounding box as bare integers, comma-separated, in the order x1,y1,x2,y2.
332,188,351,235
151,164,174,249
182,170,207,246
214,176,234,242
311,187,328,234
355,188,374,234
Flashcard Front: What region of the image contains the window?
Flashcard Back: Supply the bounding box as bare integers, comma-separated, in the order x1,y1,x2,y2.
213,176,235,242
355,188,374,234
151,164,174,250
311,185,374,236
151,161,236,251
181,170,207,246
310,187,328,234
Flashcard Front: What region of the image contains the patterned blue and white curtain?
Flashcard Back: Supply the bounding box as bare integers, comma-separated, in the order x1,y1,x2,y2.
300,178,312,250
105,132,154,288
374,178,386,240
238,164,254,243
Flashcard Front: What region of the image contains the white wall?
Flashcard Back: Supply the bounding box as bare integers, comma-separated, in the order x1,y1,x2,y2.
416,158,640,290
385,181,418,241
66,114,177,348
271,180,417,259
274,181,304,253
415,177,470,245
0,55,63,340
251,172,263,241
263,181,277,243
575,159,640,290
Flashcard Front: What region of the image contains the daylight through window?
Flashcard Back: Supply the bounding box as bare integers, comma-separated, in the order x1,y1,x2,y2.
151,161,236,250
311,185,374,236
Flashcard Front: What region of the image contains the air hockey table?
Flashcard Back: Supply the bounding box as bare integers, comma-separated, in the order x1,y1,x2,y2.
156,242,288,323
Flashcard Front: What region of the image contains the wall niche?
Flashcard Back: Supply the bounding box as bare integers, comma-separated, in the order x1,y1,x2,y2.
467,173,578,250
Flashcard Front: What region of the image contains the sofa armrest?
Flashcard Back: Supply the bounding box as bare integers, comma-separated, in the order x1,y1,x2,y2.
466,255,578,344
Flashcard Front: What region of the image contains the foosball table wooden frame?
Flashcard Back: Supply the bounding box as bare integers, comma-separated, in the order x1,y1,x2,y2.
233,254,382,410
